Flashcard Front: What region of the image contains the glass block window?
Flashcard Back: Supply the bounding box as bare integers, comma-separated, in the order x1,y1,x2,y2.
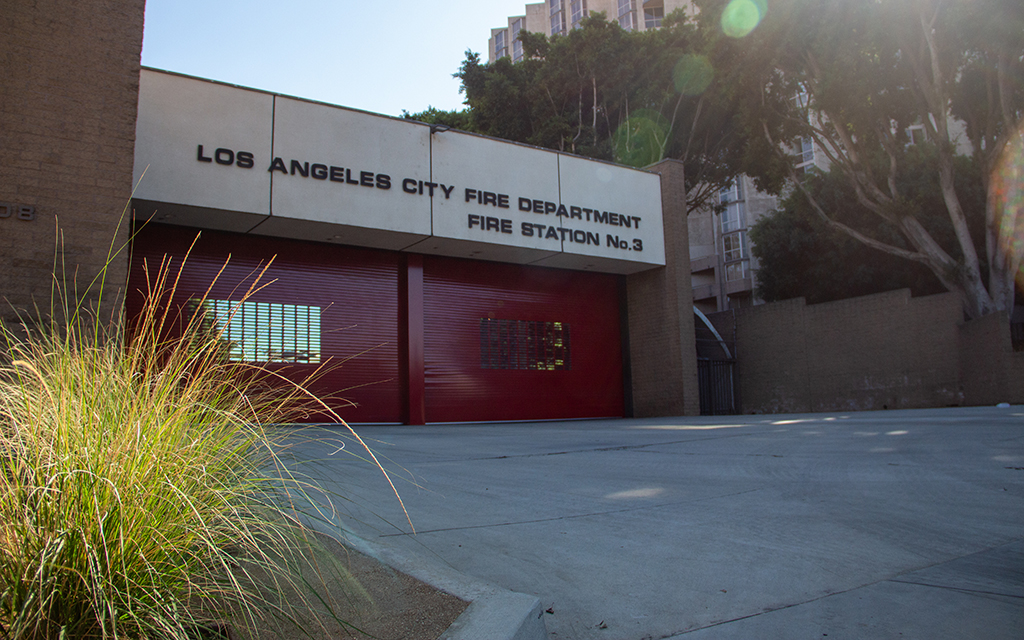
480,319,571,371
191,299,321,364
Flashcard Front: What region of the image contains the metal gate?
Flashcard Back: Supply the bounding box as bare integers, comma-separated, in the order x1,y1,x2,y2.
698,358,736,415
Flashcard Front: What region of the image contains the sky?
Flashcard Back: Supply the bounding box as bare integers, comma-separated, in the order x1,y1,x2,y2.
140,0,533,118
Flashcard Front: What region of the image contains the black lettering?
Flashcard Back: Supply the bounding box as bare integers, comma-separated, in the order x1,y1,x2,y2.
290,160,309,177
583,207,593,221
269,157,287,174
594,210,608,224
331,166,345,182
556,204,569,217
544,201,556,215
519,197,532,211
532,199,544,213
377,174,391,189
311,163,328,180
633,238,643,251
466,188,478,203
236,151,254,169
483,192,497,206
485,217,499,231
498,194,509,208
607,234,622,248
215,148,234,165
403,178,418,194
468,214,482,229
570,206,582,220
545,226,560,239
632,216,641,228
346,169,359,185
572,230,586,243
360,171,374,187
500,218,512,234
440,184,454,199
521,222,535,237
586,231,599,246
424,182,438,196
197,145,213,163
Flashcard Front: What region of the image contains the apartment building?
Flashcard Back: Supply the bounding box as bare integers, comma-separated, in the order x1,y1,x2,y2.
489,0,692,62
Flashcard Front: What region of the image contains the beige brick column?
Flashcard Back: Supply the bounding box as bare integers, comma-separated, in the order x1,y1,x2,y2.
0,0,146,323
625,159,699,416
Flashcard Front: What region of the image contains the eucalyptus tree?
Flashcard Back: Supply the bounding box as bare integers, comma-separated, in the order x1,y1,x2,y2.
698,0,1024,318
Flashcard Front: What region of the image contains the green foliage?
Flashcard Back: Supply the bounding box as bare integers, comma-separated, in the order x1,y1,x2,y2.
0,247,379,639
453,12,749,212
695,0,1024,316
401,105,474,132
752,149,988,304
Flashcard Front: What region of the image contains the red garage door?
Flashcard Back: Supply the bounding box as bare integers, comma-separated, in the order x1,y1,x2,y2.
127,224,402,423
423,256,624,422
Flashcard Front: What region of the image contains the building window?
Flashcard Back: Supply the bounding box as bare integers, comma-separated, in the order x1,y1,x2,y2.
618,0,636,30
723,232,744,263
725,261,749,282
511,18,524,62
906,125,927,145
644,6,664,28
794,137,815,174
480,319,571,371
719,181,744,233
550,0,565,35
494,30,508,60
570,0,586,28
191,299,322,364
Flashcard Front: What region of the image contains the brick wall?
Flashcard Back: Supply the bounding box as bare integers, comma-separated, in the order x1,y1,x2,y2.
626,159,700,416
732,290,967,413
0,0,146,322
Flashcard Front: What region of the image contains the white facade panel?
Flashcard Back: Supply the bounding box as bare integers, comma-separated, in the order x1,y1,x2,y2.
269,97,431,236
556,154,666,267
132,71,273,218
429,131,563,254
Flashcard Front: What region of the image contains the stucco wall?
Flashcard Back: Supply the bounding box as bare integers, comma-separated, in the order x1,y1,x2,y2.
0,0,145,322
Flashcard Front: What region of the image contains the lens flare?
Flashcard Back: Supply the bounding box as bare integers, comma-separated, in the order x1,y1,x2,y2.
673,54,714,96
995,126,1024,289
721,0,766,38
613,109,669,168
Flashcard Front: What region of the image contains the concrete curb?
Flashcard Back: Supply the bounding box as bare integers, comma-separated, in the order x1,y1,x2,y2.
340,534,548,640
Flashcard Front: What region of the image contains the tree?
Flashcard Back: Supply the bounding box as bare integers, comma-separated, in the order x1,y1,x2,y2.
696,0,1024,319
749,147,982,304
452,12,751,213
401,106,473,131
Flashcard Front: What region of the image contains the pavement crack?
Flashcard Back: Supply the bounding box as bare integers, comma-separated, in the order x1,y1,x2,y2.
378,488,763,537
462,432,760,462
887,579,1024,600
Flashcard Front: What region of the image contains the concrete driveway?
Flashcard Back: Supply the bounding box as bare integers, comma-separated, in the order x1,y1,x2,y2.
288,406,1024,639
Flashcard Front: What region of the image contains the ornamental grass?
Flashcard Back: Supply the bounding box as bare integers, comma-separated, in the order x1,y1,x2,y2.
0,236,392,639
